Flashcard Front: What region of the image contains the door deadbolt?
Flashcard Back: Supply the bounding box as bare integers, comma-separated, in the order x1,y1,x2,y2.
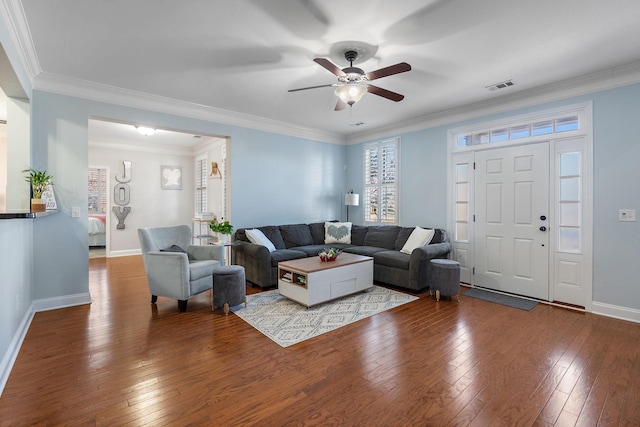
540,215,547,221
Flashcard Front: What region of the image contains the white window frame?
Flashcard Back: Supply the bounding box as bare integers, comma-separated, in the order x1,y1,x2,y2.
195,155,207,214
363,137,400,225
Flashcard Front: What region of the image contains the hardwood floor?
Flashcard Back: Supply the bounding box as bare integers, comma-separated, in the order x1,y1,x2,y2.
1,255,639,426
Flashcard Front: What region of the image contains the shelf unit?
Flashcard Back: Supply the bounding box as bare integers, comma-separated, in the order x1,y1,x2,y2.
278,269,307,287
192,219,212,245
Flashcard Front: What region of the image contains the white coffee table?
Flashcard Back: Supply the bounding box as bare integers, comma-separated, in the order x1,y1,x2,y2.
277,253,374,307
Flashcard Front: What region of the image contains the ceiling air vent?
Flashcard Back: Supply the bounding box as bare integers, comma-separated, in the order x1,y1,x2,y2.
486,79,515,91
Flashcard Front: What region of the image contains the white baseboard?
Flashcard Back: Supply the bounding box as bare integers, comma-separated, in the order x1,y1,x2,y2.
109,249,141,258
592,301,640,324
32,292,92,312
0,303,34,397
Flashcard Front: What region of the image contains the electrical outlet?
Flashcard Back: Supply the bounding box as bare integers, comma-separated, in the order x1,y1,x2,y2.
619,209,636,222
72,207,81,218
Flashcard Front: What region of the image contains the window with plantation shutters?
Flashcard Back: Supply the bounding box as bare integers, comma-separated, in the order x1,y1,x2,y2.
195,157,207,214
88,168,107,213
364,138,399,224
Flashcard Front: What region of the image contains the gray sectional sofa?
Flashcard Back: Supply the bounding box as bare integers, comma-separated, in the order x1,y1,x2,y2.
231,222,451,292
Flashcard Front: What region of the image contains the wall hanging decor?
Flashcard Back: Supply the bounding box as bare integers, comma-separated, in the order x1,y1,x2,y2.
161,165,182,190
112,160,132,229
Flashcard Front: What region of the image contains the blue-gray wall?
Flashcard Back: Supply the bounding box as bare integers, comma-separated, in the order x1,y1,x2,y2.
2,31,640,396
346,85,640,313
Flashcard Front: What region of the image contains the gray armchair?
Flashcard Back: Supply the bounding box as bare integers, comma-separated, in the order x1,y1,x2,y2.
138,225,224,312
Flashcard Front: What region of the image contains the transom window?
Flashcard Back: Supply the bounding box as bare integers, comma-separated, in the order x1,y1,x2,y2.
455,114,579,148
363,138,399,224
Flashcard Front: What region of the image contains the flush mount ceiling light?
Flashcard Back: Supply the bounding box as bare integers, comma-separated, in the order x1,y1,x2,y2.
136,126,156,136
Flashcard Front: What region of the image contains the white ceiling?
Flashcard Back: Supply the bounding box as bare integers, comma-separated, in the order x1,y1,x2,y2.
15,0,640,143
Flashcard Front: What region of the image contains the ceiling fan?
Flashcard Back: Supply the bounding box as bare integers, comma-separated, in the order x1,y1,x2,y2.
289,50,411,111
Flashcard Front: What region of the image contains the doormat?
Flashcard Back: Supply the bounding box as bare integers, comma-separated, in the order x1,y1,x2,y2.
463,288,539,311
231,286,418,347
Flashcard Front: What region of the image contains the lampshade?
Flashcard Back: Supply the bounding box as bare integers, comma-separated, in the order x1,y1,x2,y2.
345,192,360,206
136,126,156,136
334,84,367,106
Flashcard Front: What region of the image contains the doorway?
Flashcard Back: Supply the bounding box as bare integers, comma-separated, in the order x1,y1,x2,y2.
448,103,592,308
474,142,549,299
88,167,108,258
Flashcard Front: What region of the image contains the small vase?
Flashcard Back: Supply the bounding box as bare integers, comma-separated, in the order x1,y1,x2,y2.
31,198,46,212
217,233,229,245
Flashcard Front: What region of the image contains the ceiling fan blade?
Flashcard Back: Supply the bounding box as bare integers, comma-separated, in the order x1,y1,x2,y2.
288,83,334,93
366,62,411,81
314,58,346,77
367,85,405,102
335,99,347,111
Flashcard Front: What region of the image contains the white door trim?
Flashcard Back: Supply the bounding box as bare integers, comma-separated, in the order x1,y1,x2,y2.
447,102,593,310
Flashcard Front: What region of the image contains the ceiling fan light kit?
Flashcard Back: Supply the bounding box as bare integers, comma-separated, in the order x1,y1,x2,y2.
289,47,411,110
335,84,367,106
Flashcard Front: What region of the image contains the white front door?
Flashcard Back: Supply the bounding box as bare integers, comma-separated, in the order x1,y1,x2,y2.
474,143,550,300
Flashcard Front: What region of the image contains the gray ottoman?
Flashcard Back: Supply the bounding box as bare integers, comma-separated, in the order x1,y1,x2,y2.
430,259,461,302
212,265,247,314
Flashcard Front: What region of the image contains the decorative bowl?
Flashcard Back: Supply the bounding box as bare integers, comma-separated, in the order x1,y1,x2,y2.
319,248,341,262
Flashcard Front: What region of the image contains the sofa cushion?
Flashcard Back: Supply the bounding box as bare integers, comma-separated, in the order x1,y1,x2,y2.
257,225,286,249
269,249,307,267
325,221,352,244
396,227,446,246
246,229,277,252
351,225,368,246
307,222,327,244
432,228,446,244
394,227,414,250
363,226,400,250
401,227,435,254
343,246,387,257
235,228,249,242
373,250,410,270
280,224,314,248
290,245,332,257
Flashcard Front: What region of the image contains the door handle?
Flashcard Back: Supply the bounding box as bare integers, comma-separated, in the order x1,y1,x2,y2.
539,226,547,232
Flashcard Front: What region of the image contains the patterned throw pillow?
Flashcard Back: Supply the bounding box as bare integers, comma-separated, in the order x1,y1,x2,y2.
324,222,352,244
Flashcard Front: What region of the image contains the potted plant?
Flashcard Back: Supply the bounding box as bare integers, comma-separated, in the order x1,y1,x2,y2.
209,219,234,244
23,168,54,212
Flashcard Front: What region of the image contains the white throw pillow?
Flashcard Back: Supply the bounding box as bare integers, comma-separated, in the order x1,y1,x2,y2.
400,227,435,254
245,229,276,252
324,221,352,244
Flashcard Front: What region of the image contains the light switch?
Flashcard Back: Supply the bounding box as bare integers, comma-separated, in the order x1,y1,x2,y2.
618,209,636,222
72,207,81,218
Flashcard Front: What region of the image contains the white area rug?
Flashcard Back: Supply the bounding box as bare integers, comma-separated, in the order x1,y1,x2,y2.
231,285,418,347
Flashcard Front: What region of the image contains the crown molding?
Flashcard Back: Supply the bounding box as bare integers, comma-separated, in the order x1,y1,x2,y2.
345,61,640,145
33,72,346,145
89,139,195,157
0,0,40,82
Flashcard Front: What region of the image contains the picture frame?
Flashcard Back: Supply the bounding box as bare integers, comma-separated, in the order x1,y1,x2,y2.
161,165,182,190
42,184,57,210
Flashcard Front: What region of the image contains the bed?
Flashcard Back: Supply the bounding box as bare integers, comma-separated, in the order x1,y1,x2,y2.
88,214,106,247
